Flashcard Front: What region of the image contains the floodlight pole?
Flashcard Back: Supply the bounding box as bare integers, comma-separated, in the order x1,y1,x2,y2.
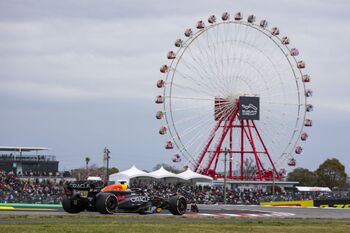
272,170,275,200
223,147,229,205
104,147,110,185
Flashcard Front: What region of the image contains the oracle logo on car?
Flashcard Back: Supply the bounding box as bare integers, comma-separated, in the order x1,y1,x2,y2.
130,196,149,203
71,183,88,189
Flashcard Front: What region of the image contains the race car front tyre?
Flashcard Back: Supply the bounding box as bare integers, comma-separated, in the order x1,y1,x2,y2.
168,195,187,215
62,195,84,214
96,193,118,214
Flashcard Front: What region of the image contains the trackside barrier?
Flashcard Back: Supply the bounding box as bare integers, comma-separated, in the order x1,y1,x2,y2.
260,199,350,208
260,200,313,207
314,199,350,208
0,203,61,208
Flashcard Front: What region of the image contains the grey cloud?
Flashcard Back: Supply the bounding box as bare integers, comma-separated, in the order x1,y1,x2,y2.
0,0,349,172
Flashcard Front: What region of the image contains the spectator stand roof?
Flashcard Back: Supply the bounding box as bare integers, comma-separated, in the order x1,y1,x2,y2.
0,146,49,152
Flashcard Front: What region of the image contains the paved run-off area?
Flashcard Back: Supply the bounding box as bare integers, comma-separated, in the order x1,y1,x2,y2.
1,204,350,219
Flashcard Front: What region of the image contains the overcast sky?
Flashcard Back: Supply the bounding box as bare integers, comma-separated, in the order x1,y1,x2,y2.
0,0,349,174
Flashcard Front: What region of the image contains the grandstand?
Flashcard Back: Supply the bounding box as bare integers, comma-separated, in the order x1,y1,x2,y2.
0,146,59,176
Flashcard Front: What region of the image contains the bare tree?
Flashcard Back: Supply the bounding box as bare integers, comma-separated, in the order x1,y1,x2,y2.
244,157,257,179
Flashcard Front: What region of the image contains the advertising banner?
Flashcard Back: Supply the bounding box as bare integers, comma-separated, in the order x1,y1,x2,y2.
314,199,350,208
260,200,313,207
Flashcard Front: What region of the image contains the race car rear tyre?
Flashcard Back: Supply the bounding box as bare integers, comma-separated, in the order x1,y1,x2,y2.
62,195,84,214
168,195,187,215
96,193,118,214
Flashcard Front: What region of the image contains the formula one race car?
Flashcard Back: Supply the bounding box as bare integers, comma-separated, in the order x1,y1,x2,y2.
62,181,187,215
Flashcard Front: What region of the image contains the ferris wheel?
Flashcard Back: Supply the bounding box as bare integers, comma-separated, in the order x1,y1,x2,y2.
155,12,313,180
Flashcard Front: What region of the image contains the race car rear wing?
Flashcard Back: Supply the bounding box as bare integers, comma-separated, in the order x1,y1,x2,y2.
65,180,105,192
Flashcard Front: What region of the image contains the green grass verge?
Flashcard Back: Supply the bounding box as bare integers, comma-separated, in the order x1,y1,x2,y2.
0,215,349,233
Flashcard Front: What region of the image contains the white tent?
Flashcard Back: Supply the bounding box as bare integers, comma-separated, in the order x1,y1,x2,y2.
109,165,212,185
109,165,156,184
149,166,182,180
178,168,213,183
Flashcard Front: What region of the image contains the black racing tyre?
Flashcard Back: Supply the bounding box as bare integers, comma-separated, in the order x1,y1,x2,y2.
168,195,187,215
62,195,84,214
95,192,118,214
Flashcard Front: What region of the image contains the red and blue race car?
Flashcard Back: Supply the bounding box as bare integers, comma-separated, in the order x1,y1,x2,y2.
62,181,187,215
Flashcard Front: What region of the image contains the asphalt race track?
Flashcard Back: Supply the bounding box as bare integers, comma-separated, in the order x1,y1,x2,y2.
1,204,350,219
198,205,350,218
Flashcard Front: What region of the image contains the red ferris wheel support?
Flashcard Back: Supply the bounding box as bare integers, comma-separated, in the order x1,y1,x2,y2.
194,101,281,181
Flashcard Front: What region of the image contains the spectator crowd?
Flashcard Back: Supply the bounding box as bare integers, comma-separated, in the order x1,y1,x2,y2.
131,181,350,204
0,170,64,204
1,170,349,205
131,181,265,205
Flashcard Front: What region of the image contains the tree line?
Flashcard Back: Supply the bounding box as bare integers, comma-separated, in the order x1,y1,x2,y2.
287,158,348,189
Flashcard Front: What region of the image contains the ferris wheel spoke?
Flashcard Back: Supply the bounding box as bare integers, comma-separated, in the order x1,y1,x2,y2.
257,115,298,153
214,25,230,91
173,103,236,140
260,90,300,98
170,102,232,126
167,96,213,101
165,104,212,113
179,52,212,80
186,45,218,80
255,107,301,168
229,26,251,91
171,69,220,97
249,28,300,102
227,56,269,92
172,99,238,126
171,82,216,97
207,24,229,90
177,56,214,85
231,29,285,90
195,27,229,95
177,56,227,96
261,101,301,106
186,44,229,95
234,25,252,87
176,125,211,163
216,40,281,94
226,24,242,83
170,108,213,126
171,102,235,132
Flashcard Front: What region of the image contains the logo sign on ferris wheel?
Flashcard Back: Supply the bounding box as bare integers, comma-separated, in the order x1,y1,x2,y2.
239,96,260,120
